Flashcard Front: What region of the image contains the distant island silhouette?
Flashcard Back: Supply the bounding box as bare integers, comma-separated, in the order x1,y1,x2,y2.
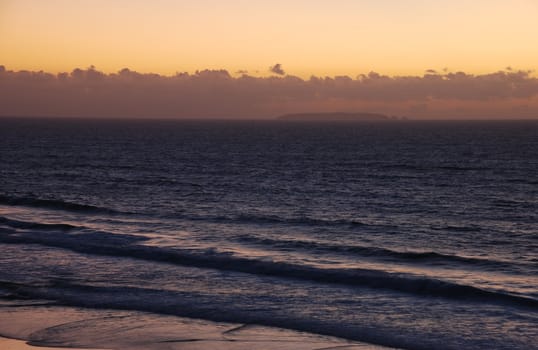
277,112,393,121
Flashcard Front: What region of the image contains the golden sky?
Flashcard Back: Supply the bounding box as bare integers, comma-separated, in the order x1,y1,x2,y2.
2,0,538,77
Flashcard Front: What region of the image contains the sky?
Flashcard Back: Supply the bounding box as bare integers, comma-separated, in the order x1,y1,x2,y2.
2,0,538,76
1,0,538,118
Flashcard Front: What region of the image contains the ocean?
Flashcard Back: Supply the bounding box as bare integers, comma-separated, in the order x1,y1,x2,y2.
0,118,537,349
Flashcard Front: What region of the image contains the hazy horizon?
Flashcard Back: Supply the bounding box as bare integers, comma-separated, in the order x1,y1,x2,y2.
2,65,538,120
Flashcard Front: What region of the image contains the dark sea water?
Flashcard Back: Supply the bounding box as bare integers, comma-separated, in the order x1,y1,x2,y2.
0,118,537,349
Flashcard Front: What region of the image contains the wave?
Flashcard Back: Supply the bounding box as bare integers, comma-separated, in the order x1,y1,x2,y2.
0,194,122,215
431,225,482,232
1,227,536,309
177,212,370,228
380,164,487,172
491,199,537,209
232,213,368,227
0,216,77,231
234,235,517,270
0,194,373,229
434,165,487,171
506,178,538,185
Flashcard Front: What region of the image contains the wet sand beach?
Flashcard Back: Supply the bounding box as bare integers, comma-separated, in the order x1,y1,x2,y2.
0,303,392,350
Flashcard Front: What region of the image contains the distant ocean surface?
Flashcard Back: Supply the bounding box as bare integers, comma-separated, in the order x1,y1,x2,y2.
0,118,537,349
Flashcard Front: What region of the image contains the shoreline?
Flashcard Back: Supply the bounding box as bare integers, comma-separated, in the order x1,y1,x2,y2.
0,337,105,350
0,302,396,350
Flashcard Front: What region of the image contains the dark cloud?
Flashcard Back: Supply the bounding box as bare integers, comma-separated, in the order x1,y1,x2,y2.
0,66,537,119
269,63,285,76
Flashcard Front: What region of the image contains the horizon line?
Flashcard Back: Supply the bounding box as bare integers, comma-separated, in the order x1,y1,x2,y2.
2,65,537,80
2,115,538,122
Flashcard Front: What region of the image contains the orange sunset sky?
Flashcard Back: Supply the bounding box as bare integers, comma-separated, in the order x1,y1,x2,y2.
1,0,538,119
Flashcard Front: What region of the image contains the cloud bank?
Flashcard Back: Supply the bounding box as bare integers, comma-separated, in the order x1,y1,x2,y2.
1,65,538,119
